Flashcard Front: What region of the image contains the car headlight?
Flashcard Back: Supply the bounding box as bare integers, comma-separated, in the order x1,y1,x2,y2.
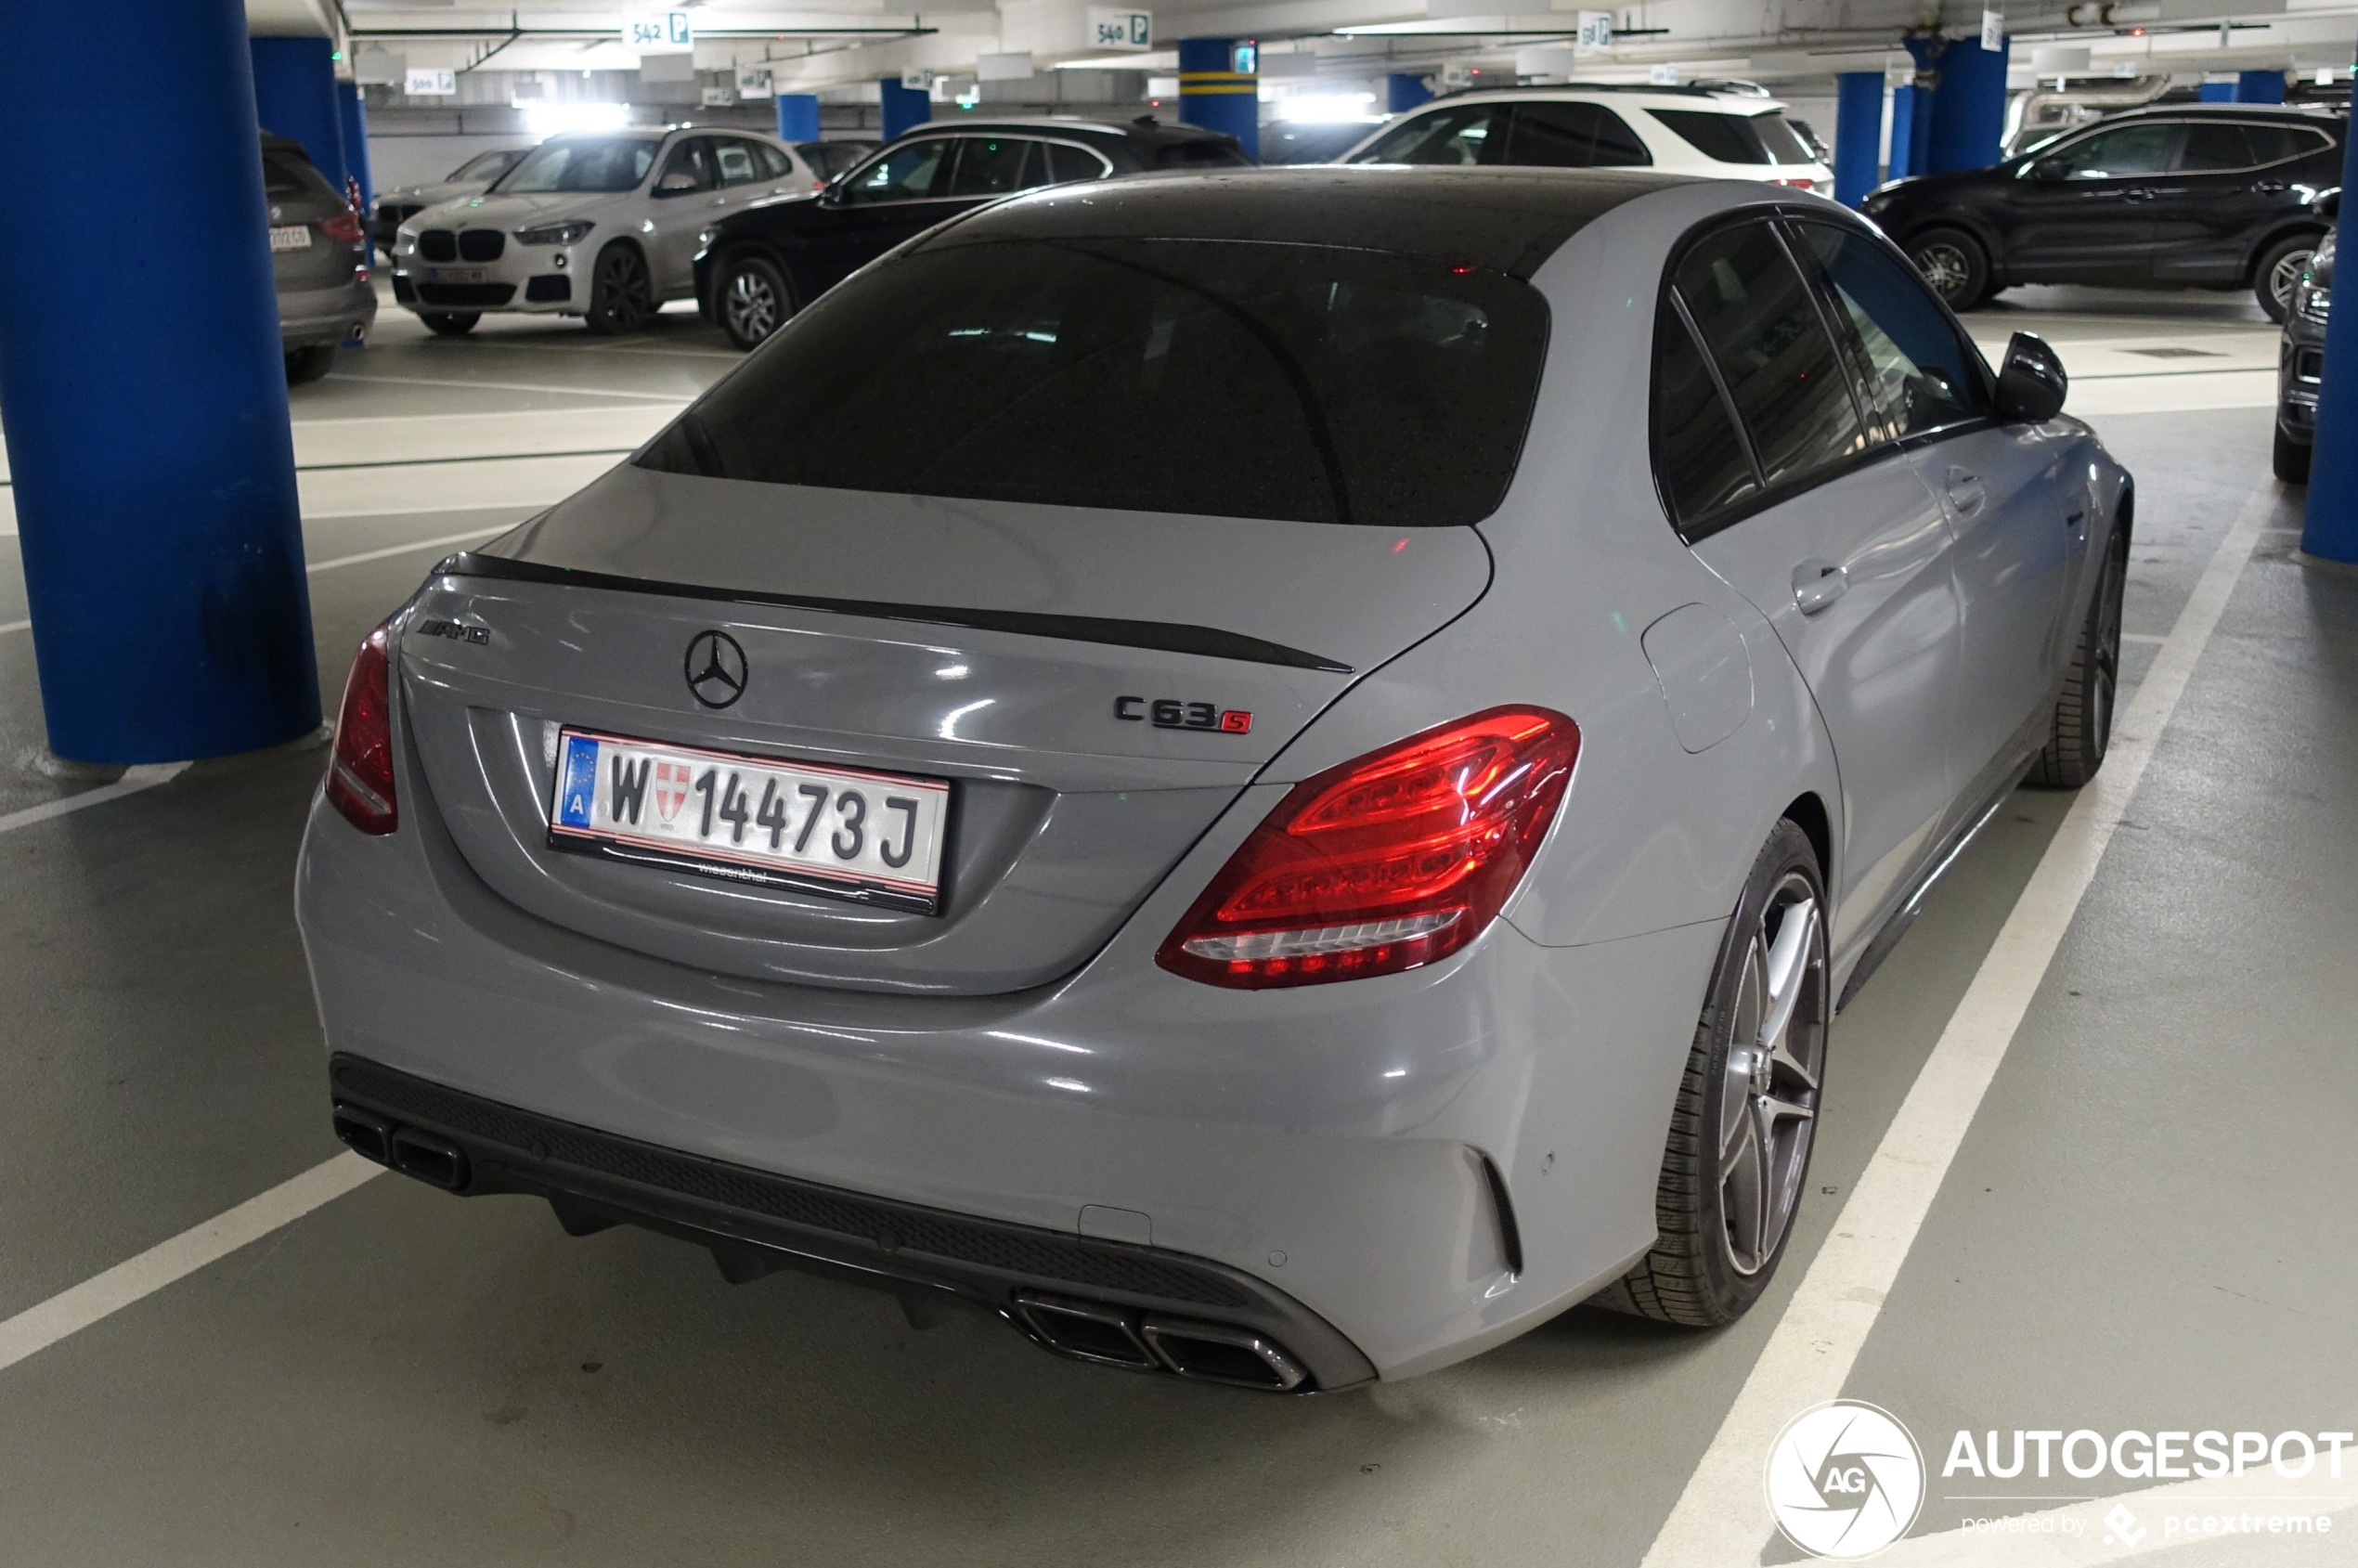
515,220,595,246
2296,279,2331,324
393,227,418,256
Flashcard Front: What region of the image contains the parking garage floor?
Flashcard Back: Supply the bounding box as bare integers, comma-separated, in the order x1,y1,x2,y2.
1,287,2352,1567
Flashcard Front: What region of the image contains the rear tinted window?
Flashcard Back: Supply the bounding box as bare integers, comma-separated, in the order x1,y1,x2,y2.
262,149,333,200
1651,109,1815,166
641,239,1549,528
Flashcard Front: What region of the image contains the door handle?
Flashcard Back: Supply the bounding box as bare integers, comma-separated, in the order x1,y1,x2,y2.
2254,179,2288,194
2122,187,2157,201
1945,467,1986,514
1792,560,1848,616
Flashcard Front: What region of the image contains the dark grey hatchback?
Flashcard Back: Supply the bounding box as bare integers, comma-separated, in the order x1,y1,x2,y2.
1861,104,2344,320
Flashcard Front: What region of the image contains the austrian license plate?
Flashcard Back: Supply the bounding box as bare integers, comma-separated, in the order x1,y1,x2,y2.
268,224,311,252
425,266,487,284
547,728,951,914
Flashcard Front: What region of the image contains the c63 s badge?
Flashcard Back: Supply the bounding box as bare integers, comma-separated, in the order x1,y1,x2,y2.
1116,696,1253,734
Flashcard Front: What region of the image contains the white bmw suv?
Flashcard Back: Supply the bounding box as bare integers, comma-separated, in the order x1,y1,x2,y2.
392,126,823,336
1341,85,1833,194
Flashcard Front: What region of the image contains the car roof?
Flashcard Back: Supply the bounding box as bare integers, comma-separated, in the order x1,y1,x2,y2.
914,164,1691,278
1421,85,1789,114
898,115,1236,146
2102,102,2344,123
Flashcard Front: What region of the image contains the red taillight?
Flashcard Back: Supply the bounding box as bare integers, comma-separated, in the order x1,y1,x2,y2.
1157,706,1578,989
325,621,397,835
320,211,366,242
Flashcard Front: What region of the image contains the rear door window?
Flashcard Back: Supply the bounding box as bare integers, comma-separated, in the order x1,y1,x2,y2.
712,138,765,186
1791,221,1989,440
1044,141,1112,183
947,136,1036,197
641,239,1550,528
2044,123,2179,179
1651,297,1759,534
1671,221,1870,494
1353,104,1505,165
1503,103,1652,167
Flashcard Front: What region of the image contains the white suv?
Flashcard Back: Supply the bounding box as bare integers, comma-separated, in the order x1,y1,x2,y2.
1341,86,1832,194
392,126,823,336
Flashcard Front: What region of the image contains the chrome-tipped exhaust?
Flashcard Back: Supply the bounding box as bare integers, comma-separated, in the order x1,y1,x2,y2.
1141,1318,1308,1391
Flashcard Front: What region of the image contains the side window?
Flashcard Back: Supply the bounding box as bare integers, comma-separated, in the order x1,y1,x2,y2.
1504,102,1606,167
656,138,715,193
1672,222,1869,494
1651,297,1759,533
1044,141,1112,184
1588,108,1652,166
1352,104,1504,165
1792,222,1989,439
2176,123,2257,174
752,141,793,181
841,139,952,203
712,138,762,187
947,136,1034,197
2044,123,2178,179
2238,123,2326,167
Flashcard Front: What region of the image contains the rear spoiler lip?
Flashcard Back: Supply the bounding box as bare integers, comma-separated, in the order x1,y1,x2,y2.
429,551,1357,674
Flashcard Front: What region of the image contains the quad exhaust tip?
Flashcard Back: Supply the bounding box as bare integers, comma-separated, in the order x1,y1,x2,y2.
333,1103,469,1191
1016,1293,1308,1392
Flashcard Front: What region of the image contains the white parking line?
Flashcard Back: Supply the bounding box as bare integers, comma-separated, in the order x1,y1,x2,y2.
324,370,698,400
0,763,189,836
1639,477,2280,1568
0,1154,382,1377
1,525,509,639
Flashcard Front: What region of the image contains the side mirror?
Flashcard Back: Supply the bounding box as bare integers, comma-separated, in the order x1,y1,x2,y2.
1995,331,2067,422
2027,157,2067,182
655,171,698,195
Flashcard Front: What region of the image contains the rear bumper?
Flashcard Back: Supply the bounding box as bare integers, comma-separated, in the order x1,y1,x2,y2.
296,727,1721,1380
279,277,377,349
329,1052,1373,1392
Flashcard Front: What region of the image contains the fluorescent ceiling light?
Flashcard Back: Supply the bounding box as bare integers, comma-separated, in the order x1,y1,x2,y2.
520,100,633,135
1277,92,1378,122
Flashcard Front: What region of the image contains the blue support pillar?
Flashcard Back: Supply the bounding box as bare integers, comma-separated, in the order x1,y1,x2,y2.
2199,81,2235,103
1179,38,1258,162
1909,32,2009,175
2299,96,2358,564
1888,83,1928,180
2236,70,2286,103
1834,71,1886,207
775,93,821,143
1388,72,1432,114
878,79,930,141
251,35,347,189
0,0,319,761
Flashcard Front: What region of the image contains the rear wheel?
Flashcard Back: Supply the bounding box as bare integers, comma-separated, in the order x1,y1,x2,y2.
1907,227,1991,310
1610,821,1829,1328
2252,234,2317,324
586,242,655,335
2028,527,2126,789
2274,423,2313,485
716,252,795,351
417,311,478,337
283,343,337,383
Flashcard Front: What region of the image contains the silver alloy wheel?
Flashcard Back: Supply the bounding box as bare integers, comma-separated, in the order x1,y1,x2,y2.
1913,240,1972,300
1717,875,1825,1276
2267,246,2313,317
724,266,781,343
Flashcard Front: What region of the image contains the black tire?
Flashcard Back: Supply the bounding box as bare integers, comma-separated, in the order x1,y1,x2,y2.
1609,820,1830,1328
2028,525,2126,789
2252,234,2318,324
585,242,655,335
283,343,337,384
1907,227,1992,310
417,311,479,337
715,252,796,351
2274,423,2313,486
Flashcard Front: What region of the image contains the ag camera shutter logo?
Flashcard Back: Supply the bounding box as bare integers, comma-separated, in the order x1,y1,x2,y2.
1765,1401,1926,1560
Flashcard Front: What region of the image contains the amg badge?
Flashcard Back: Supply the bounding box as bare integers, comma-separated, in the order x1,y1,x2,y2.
1115,696,1253,734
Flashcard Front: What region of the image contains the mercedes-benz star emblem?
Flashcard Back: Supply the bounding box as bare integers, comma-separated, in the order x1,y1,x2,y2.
683,630,748,709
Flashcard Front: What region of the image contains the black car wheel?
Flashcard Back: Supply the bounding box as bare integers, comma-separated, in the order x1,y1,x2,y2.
284,343,337,384
417,311,479,337
2028,525,2126,789
2253,234,2317,324
2274,423,2313,485
1907,227,1991,310
717,253,795,351
1606,820,1829,1328
586,242,655,335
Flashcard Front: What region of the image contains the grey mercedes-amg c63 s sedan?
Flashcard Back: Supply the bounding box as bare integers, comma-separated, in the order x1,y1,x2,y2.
297,166,2128,1392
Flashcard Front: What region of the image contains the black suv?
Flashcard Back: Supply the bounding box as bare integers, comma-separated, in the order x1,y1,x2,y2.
692,116,1250,349
1860,104,2344,320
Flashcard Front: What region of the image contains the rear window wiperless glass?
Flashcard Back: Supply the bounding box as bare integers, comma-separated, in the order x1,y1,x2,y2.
641,239,1550,528
1650,110,1817,166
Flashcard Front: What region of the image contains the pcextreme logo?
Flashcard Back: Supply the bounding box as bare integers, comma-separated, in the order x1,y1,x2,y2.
1765,1400,1927,1561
